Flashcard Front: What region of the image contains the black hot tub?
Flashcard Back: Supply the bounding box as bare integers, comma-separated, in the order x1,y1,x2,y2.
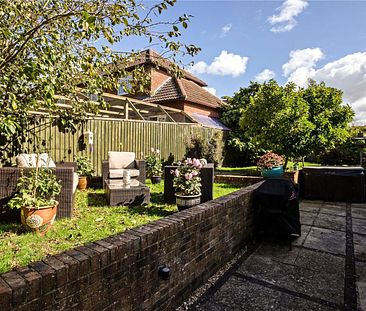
300,166,365,203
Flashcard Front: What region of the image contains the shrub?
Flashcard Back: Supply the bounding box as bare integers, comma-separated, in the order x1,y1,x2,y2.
185,132,223,167
257,152,285,169
75,155,94,177
145,148,163,177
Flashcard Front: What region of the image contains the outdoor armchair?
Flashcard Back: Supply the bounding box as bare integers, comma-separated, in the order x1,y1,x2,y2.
102,152,146,188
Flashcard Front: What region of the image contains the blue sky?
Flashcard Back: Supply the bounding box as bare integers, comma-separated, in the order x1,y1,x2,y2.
102,1,366,124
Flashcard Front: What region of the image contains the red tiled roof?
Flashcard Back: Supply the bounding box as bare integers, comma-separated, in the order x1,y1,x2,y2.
143,77,224,109
180,79,223,108
126,49,208,87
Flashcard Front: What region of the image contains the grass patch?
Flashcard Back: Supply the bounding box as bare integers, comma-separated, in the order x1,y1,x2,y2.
0,180,240,273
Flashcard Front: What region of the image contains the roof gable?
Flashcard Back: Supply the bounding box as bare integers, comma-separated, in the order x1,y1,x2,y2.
143,77,224,109
126,49,208,87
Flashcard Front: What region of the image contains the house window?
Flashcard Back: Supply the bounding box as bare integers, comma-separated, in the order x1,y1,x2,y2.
118,74,132,95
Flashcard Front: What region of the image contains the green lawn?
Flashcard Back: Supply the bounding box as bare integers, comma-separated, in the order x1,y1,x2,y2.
0,181,241,273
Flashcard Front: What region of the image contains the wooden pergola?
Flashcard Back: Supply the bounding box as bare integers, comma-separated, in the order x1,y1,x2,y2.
32,91,196,124
99,92,195,123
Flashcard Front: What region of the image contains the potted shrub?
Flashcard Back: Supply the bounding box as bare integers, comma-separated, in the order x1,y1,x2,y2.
8,165,61,236
257,152,285,178
75,155,94,190
171,158,202,211
146,148,163,184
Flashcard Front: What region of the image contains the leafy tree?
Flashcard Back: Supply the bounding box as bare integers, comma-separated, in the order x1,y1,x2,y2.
220,82,263,166
302,80,354,154
0,0,199,162
239,80,354,168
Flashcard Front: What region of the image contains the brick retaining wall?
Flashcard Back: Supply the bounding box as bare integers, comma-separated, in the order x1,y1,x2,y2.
215,171,299,186
0,182,262,311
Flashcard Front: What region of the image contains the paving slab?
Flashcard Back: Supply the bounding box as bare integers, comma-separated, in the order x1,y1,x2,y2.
353,217,366,235
302,227,346,256
237,255,344,305
300,202,321,213
250,242,300,265
291,224,312,247
192,276,282,311
319,204,347,217
294,247,345,275
352,203,366,209
193,275,337,311
300,211,318,226
352,207,366,220
313,213,346,232
356,262,366,311
354,233,366,262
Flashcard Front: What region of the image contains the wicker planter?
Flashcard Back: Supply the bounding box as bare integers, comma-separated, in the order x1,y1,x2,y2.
78,176,88,190
175,193,201,211
20,201,58,236
151,176,162,184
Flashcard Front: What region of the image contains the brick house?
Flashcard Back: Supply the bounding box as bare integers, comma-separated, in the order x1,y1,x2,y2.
118,49,227,129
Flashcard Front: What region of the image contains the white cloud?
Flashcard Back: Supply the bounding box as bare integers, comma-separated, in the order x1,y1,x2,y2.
268,0,309,33
255,69,276,82
189,51,248,77
220,23,232,37
282,48,324,77
283,49,366,125
203,87,217,96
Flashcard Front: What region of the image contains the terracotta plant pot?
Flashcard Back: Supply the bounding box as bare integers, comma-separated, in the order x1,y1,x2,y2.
151,176,162,184
78,176,88,190
175,192,201,211
20,202,58,236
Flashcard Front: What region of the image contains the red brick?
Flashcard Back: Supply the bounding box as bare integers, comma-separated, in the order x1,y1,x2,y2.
0,277,12,310
1,271,27,305
29,261,56,294
16,266,42,301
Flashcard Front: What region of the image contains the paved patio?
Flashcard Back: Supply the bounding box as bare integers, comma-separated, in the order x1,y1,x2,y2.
188,201,366,310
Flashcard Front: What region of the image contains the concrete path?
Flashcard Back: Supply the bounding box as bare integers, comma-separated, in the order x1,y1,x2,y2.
189,201,366,311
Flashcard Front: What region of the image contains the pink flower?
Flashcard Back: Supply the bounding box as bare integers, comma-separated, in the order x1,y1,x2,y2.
174,169,180,177
192,170,198,176
185,173,193,180
186,158,193,165
192,158,202,168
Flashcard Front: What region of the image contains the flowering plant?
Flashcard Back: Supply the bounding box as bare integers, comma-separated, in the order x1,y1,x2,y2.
146,147,162,177
257,152,284,169
171,158,202,196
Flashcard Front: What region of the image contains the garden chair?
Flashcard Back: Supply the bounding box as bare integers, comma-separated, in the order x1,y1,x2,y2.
102,152,146,188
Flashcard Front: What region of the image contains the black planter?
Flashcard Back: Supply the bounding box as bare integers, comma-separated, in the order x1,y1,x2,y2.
151,176,162,184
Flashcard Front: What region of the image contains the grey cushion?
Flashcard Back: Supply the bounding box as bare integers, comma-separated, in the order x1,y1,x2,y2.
16,153,56,168
109,169,140,179
73,173,79,193
108,151,135,169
